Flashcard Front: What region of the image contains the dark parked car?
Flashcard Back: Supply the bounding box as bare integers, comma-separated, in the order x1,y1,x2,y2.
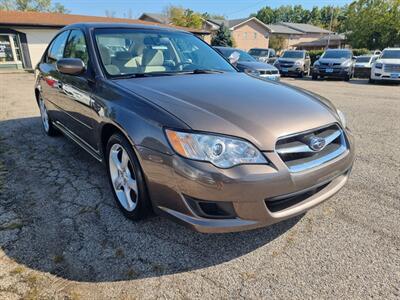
312,49,355,81
248,48,277,64
215,46,280,81
35,23,354,233
274,50,311,77
353,55,378,78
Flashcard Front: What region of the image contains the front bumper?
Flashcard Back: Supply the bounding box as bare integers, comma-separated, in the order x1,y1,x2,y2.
354,67,371,78
313,67,351,78
277,65,303,76
259,73,280,81
371,69,400,81
138,130,355,233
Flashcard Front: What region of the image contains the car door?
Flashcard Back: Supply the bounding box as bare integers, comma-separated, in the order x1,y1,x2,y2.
38,30,70,125
57,29,98,150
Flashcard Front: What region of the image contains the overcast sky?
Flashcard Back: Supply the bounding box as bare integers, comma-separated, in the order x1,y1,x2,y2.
57,0,353,19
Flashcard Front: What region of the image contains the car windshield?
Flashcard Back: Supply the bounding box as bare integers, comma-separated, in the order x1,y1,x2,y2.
322,50,352,59
381,50,400,59
356,56,371,63
217,48,256,62
281,51,304,59
248,49,269,57
94,28,236,76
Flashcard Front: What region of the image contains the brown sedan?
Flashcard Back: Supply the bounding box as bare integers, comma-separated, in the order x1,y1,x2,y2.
35,23,355,233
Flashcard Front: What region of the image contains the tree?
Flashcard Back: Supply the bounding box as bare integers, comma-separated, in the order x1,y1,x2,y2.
344,0,400,49
165,6,203,29
211,23,234,47
269,35,287,52
0,0,68,13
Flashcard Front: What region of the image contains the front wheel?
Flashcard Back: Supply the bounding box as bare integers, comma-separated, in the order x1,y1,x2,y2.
38,94,58,136
311,73,318,80
106,133,151,220
369,77,375,84
344,74,351,81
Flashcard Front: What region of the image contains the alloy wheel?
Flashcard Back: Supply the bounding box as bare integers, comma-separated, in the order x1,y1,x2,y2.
39,96,50,132
108,143,138,212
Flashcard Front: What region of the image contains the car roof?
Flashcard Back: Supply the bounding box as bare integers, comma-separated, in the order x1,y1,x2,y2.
62,22,187,33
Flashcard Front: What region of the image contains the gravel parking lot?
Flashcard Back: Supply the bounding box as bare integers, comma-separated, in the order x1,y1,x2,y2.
0,73,399,299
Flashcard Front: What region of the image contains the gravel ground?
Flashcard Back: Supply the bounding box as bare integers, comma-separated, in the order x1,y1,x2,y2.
0,73,399,299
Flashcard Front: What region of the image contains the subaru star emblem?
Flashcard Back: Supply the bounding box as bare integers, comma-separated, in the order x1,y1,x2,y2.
309,137,326,152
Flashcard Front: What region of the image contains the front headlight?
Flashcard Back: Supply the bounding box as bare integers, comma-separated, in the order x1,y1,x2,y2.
244,68,260,76
165,129,267,168
294,60,303,66
337,110,347,129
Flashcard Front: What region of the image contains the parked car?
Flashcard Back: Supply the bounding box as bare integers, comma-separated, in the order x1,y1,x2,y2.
312,49,355,81
35,23,354,233
248,48,277,64
215,46,280,81
369,48,400,83
353,55,378,78
274,50,311,78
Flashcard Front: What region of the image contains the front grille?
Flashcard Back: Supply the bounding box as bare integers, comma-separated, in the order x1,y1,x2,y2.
259,69,279,75
320,62,341,66
383,64,400,72
275,124,348,172
279,60,294,67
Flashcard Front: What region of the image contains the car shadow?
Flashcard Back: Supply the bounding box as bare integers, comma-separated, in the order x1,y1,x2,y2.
0,117,301,282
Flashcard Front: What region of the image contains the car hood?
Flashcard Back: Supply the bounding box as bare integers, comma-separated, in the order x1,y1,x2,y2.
238,61,276,70
376,58,400,64
277,58,302,63
318,58,351,65
115,73,339,150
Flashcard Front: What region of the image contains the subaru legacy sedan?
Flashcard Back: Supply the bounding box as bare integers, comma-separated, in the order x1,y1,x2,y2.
35,23,354,233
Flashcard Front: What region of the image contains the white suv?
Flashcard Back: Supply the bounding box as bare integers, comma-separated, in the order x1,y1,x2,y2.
370,48,400,83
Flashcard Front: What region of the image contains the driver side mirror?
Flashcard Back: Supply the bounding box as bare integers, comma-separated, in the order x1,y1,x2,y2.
228,51,240,65
56,58,85,75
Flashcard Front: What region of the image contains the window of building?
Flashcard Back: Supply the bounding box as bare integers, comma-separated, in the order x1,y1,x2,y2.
254,32,257,39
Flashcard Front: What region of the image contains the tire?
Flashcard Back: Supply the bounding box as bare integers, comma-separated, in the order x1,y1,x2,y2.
369,77,375,84
38,94,58,136
297,71,303,78
344,74,351,81
311,73,318,80
106,133,151,220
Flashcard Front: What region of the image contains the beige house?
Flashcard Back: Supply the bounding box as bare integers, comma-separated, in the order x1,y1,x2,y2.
139,14,270,50
0,10,209,70
267,22,332,50
207,17,270,51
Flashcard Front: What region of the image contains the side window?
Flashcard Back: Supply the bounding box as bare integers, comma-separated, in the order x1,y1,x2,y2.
47,31,69,63
64,30,89,65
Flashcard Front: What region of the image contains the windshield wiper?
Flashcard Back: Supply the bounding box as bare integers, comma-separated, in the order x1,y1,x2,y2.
112,69,224,79
190,69,224,74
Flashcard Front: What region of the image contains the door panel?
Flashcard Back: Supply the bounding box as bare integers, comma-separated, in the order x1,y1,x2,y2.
57,29,99,150
38,30,70,125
